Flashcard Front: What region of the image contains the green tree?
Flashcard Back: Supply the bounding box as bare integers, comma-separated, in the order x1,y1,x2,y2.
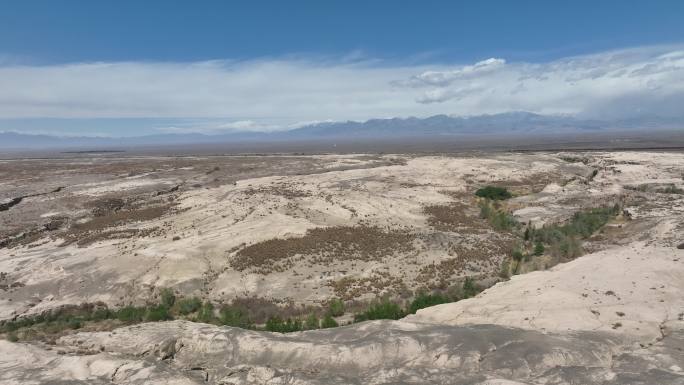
511,249,524,262
475,186,512,200
533,241,545,256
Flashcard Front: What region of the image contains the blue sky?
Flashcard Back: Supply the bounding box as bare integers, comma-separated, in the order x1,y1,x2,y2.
1,1,683,136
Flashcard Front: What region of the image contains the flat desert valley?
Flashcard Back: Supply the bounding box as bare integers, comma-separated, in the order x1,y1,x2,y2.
1,150,683,384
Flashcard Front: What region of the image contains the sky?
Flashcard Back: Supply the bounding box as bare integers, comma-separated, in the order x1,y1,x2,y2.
1,0,683,137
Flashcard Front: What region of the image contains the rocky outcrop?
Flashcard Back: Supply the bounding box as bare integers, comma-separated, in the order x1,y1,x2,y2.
1,319,682,384
407,243,684,342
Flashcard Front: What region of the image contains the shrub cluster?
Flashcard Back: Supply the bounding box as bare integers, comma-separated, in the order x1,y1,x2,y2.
524,204,620,260
2,278,485,340
353,278,481,322
475,186,512,200
354,300,405,322
265,316,303,333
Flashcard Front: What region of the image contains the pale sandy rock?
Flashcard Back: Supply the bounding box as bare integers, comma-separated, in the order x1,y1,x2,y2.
2,319,683,384
406,242,684,341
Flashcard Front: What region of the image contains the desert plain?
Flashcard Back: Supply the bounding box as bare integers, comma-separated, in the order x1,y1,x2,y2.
0,149,683,384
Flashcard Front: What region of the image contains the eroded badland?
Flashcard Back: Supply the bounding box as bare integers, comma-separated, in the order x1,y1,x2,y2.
1,150,683,384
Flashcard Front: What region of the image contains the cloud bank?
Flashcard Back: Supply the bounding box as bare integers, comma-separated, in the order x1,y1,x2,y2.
1,45,683,133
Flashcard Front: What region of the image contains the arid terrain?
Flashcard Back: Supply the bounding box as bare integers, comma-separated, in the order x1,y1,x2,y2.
1,150,683,384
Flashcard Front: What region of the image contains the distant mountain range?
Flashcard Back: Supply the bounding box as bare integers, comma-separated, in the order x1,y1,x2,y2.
1,112,682,149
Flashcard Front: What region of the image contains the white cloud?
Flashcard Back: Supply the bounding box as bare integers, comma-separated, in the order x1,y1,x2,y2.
402,58,506,87
1,45,683,132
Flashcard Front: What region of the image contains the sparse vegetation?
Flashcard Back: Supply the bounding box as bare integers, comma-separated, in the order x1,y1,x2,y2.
232,226,415,273
479,200,518,231
2,206,620,342
1,280,483,340
423,196,496,234
657,185,684,194
525,205,620,260
559,155,589,164
626,183,684,194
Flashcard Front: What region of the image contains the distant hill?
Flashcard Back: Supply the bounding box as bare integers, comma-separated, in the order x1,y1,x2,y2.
1,112,682,149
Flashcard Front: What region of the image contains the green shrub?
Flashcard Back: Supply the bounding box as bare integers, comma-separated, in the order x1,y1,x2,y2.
320,314,338,328
499,260,511,279
177,297,202,315
533,241,545,256
196,302,215,323
408,292,449,314
475,186,512,200
479,200,517,231
219,305,251,328
67,318,82,329
91,308,113,321
328,298,345,317
354,299,405,322
462,277,480,299
265,316,302,333
7,332,18,342
145,305,172,322
491,210,517,230
532,205,619,259
304,313,320,330
117,306,146,323
511,249,524,262
160,288,176,308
